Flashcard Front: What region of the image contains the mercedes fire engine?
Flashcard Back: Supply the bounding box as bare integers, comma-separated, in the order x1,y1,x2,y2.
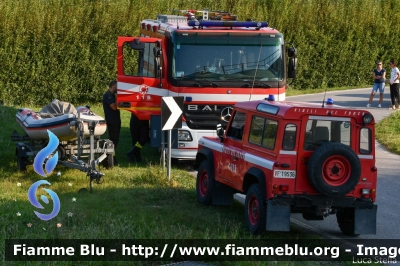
116,9,297,160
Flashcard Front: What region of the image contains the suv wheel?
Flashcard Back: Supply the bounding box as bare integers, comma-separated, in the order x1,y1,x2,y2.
307,142,361,197
336,207,360,236
196,160,214,205
245,184,266,235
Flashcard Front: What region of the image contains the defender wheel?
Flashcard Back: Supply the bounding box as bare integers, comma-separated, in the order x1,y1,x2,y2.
17,156,27,172
245,184,267,235
307,142,361,197
336,208,360,236
196,160,214,205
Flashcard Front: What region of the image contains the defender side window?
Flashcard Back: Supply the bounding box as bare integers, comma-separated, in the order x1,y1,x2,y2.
283,124,297,150
249,115,278,150
226,111,246,141
359,127,372,154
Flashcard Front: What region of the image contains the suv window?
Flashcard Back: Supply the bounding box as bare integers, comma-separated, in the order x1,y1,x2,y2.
226,111,246,140
360,127,372,154
249,115,278,150
303,119,351,150
283,124,297,150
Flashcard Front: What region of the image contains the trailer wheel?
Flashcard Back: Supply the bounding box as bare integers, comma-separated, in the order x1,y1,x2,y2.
17,155,27,172
196,160,214,205
102,154,114,169
336,208,360,236
106,154,114,169
245,184,266,235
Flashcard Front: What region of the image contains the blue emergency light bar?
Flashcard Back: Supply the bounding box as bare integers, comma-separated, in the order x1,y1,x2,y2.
187,20,268,28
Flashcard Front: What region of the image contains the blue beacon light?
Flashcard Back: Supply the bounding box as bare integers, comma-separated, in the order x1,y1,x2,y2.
266,95,275,101
186,97,192,102
326,98,334,105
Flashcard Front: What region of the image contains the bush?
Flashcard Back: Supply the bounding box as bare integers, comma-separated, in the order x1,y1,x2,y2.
0,0,399,105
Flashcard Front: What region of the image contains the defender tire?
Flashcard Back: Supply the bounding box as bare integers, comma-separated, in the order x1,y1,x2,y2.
196,160,214,205
336,207,360,236
245,184,267,235
307,142,361,197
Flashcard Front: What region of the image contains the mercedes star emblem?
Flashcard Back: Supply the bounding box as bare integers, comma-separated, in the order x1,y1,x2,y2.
221,107,233,122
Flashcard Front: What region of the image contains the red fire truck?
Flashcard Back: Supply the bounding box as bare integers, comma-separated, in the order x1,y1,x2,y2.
116,9,297,160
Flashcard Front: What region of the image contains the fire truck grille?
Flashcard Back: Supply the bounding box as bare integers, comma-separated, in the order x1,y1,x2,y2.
184,105,232,130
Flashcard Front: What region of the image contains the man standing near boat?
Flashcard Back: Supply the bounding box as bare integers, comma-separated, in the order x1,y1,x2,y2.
102,80,121,165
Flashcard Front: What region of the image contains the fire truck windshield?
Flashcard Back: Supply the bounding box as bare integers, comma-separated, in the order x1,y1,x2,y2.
170,32,284,87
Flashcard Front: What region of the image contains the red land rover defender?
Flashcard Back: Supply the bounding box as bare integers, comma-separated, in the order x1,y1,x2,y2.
195,97,377,235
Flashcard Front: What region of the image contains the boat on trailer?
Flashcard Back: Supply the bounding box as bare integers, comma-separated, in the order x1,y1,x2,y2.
12,99,114,192
15,99,107,141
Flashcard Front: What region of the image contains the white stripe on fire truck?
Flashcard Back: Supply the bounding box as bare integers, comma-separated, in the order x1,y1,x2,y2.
199,138,274,169
199,138,223,153
279,150,297,155
244,153,274,170
117,82,286,101
358,155,373,159
308,116,351,122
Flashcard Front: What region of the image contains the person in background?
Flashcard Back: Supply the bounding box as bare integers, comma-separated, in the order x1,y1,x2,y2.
126,113,149,163
102,80,121,165
388,60,400,110
367,61,386,108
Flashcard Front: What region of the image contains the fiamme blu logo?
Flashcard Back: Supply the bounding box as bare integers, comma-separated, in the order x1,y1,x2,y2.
27,130,61,221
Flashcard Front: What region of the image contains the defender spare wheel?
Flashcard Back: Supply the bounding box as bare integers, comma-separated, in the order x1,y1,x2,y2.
307,142,361,197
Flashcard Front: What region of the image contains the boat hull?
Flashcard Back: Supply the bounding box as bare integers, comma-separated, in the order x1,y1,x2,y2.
16,107,107,141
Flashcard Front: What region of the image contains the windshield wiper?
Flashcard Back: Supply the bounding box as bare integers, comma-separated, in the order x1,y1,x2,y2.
244,82,271,88
193,79,221,87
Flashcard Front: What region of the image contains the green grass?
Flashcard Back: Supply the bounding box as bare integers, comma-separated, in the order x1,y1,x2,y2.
375,110,400,154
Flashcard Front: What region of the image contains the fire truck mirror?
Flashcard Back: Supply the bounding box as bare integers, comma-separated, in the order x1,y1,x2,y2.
288,58,297,79
153,47,162,57
288,47,297,58
129,39,145,50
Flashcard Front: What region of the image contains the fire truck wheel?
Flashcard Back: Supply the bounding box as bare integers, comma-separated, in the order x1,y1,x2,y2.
196,160,214,205
245,184,266,235
17,155,27,172
307,142,361,197
336,208,360,236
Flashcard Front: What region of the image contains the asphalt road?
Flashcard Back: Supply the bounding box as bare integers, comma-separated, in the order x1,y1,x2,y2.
287,87,400,240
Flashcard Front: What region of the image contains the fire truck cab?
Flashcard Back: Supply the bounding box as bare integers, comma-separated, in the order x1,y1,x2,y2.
117,9,296,160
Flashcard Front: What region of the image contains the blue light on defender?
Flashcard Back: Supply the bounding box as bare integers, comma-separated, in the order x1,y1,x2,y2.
327,98,334,105
266,95,275,101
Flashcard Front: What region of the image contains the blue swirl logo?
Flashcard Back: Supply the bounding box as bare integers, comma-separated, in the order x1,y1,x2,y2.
28,180,61,221
33,130,59,177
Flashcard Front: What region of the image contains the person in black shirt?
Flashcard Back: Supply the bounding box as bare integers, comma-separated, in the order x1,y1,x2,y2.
102,80,121,165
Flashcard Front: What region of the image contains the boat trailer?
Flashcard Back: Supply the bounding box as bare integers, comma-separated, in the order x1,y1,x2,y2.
11,119,114,192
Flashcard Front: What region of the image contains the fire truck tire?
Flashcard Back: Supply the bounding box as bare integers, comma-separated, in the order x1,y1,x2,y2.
17,155,27,172
245,184,267,235
336,207,360,236
196,160,214,205
307,142,361,197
